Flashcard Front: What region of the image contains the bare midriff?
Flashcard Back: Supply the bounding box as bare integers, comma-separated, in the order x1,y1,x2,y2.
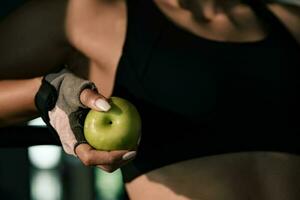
125,152,300,200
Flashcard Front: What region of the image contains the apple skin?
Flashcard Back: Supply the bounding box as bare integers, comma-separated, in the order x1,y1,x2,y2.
84,97,141,151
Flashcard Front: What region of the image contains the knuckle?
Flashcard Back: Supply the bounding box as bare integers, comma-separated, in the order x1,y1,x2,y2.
80,91,89,105
87,97,95,106
104,153,117,164
81,154,92,166
80,89,95,106
106,155,115,165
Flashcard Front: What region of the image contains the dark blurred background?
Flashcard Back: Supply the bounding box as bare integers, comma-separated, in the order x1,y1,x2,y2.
0,1,128,199
0,0,25,19
0,122,128,200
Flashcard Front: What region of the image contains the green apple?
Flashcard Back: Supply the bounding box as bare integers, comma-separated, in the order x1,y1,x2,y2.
84,96,141,151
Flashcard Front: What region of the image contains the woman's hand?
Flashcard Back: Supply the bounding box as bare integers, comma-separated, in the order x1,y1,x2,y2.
77,88,137,172
75,143,136,173
35,69,137,173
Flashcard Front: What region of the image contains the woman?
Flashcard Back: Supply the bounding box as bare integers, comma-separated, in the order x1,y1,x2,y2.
1,0,300,199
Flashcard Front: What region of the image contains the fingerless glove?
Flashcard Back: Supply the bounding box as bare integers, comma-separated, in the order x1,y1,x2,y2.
35,68,97,156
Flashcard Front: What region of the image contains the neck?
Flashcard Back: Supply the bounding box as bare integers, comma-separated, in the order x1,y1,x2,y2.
178,0,240,21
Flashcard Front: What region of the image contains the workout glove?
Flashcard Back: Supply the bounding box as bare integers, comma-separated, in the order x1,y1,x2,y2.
35,69,96,156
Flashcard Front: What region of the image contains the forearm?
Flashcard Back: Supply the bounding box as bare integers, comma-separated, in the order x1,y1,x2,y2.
0,77,42,127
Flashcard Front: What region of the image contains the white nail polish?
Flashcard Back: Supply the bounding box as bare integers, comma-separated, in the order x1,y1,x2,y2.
122,151,137,161
95,99,111,111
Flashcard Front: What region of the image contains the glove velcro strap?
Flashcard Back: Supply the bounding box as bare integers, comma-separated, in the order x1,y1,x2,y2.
35,78,58,122
34,78,61,143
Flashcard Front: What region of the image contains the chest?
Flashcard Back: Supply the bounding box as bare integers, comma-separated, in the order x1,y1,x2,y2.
121,19,299,119
154,0,268,43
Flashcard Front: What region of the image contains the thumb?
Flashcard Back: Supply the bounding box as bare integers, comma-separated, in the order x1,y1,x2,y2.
80,88,111,111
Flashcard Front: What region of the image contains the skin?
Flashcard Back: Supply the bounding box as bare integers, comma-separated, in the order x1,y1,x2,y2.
0,0,300,199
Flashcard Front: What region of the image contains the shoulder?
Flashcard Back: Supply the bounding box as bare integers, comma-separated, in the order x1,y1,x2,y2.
65,0,127,68
65,0,126,40
65,0,126,49
267,2,300,43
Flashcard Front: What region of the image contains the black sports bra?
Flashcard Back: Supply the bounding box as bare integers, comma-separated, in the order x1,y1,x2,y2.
113,0,300,182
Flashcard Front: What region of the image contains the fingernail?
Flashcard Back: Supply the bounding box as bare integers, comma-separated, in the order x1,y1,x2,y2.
95,99,111,111
122,151,137,161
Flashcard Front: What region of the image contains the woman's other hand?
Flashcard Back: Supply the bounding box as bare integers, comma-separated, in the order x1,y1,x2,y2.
77,88,137,173
75,142,136,173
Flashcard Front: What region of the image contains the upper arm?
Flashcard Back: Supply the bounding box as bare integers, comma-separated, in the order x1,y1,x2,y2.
0,0,72,79
268,3,300,43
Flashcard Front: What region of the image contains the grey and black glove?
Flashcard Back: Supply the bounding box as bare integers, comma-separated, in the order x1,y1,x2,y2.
35,68,97,156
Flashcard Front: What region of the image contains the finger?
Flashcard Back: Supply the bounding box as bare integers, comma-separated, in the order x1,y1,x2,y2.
75,143,136,166
80,88,111,111
96,164,119,173
88,150,136,165
96,156,135,173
